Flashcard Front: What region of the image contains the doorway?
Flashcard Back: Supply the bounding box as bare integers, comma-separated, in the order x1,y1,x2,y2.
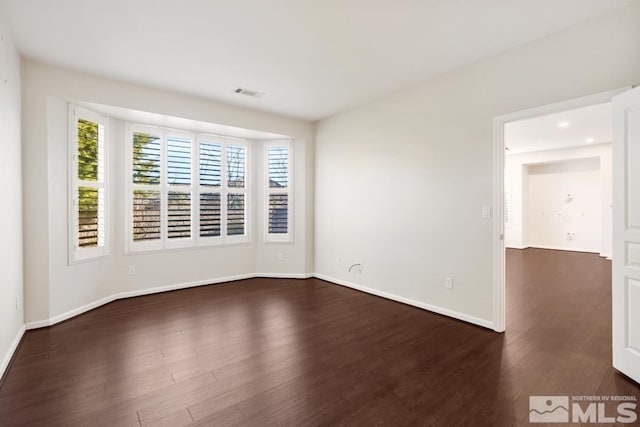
492,88,626,332
504,103,612,258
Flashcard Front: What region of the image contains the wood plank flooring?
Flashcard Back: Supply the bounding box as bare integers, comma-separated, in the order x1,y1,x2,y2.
0,248,638,426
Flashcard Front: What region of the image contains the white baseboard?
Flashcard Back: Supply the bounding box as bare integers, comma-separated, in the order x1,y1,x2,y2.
25,272,312,330
24,271,493,333
1,325,26,381
45,295,117,329
255,272,314,279
115,274,256,300
527,245,599,254
506,245,529,250
313,273,494,330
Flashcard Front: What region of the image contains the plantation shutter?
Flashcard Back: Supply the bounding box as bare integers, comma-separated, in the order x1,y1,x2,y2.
199,139,223,238
132,132,161,185
127,127,251,251
131,129,163,247
265,142,292,242
166,135,193,242
71,107,108,262
226,142,248,239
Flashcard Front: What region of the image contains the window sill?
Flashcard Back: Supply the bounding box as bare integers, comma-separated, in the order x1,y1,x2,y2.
68,253,110,266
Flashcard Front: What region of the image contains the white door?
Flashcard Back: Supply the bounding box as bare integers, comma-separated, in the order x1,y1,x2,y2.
613,86,640,384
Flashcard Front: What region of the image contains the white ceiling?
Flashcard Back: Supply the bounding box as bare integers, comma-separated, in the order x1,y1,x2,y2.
1,0,636,121
505,102,612,154
78,101,290,140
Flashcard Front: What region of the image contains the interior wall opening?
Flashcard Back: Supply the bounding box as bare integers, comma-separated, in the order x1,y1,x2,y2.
502,100,613,332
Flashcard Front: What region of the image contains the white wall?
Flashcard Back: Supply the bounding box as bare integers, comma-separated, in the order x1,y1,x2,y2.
0,14,24,376
315,3,640,326
505,143,612,257
528,158,601,252
22,60,315,325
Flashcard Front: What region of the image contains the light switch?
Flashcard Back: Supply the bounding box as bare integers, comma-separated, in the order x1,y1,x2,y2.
482,206,491,219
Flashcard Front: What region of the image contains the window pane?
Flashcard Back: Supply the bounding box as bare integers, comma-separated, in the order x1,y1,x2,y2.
227,193,245,236
133,132,161,185
78,186,104,247
167,136,192,186
168,191,191,239
268,146,288,188
200,193,221,237
132,190,161,241
227,145,246,188
200,141,222,187
77,119,103,182
268,194,288,234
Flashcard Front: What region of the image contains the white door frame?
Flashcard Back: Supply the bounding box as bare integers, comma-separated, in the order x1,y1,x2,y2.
492,88,629,332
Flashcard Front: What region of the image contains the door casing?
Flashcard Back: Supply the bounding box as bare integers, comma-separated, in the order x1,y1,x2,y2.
492,87,629,332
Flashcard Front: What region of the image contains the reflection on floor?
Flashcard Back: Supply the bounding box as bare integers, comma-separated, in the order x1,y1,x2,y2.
0,248,637,425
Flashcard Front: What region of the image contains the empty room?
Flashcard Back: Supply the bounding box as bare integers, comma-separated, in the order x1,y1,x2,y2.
1,1,640,426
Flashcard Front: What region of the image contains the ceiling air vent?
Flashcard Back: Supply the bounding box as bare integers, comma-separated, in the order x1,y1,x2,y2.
234,87,264,98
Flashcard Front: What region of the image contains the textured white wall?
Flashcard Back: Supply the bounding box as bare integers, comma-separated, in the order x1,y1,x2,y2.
0,13,24,375
315,4,640,325
22,60,315,324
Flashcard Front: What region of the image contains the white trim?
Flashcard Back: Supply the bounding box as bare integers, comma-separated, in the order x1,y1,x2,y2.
313,274,494,330
505,245,529,250
264,140,294,243
23,271,494,332
115,274,255,299
125,125,252,253
224,137,251,244
28,295,117,329
492,115,506,332
526,245,600,253
126,123,164,253
24,273,312,330
0,325,26,381
69,104,109,264
255,272,313,279
165,129,196,250
492,88,629,334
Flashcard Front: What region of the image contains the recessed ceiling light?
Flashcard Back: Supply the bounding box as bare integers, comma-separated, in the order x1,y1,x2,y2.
557,121,570,128
585,137,595,143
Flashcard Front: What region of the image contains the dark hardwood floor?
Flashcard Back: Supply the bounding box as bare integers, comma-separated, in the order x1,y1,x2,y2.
0,248,638,426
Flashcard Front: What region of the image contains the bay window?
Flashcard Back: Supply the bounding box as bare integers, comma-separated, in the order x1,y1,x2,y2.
127,123,249,253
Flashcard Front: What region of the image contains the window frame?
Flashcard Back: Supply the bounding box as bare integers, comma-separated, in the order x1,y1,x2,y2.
68,105,109,263
165,129,196,250
127,123,164,253
224,137,250,245
125,123,250,254
264,140,293,243
196,135,225,246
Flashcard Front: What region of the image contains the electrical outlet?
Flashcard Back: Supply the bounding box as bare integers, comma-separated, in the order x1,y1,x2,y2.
16,295,19,310
277,252,284,262
445,277,453,289
128,265,136,275
336,256,341,265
